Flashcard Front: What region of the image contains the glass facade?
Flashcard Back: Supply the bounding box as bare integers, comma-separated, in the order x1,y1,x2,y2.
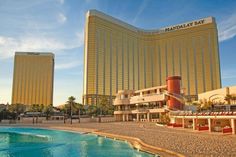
12,52,54,105
83,10,221,105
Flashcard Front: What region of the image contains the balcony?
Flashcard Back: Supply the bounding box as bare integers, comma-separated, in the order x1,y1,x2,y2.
149,108,167,113
130,94,165,104
131,108,148,114
113,98,130,105
114,106,167,114
114,110,131,114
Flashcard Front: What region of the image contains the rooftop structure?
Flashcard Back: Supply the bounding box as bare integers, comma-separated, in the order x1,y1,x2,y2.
113,76,184,122
198,85,236,104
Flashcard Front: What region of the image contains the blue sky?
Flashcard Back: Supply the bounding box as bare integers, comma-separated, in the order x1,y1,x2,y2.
0,0,236,105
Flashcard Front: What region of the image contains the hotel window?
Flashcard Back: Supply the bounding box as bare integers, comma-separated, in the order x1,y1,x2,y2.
134,93,139,96
121,94,128,99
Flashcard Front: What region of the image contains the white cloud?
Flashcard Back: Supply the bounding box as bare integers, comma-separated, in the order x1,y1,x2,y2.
0,35,84,71
0,36,20,59
76,31,84,47
218,12,236,42
132,0,149,24
57,13,67,23
55,61,81,70
0,35,81,59
58,0,64,4
20,37,66,51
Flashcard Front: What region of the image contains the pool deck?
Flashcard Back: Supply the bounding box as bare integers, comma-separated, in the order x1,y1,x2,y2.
1,122,236,157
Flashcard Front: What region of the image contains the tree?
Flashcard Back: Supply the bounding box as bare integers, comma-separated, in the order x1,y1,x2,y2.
43,104,53,120
97,97,114,116
107,105,114,115
71,103,84,123
29,104,41,112
67,96,76,124
192,101,201,112
8,104,26,120
225,94,236,104
9,104,25,114
61,103,70,115
87,104,97,116
200,100,213,111
97,96,109,115
67,96,76,106
73,103,84,114
159,113,170,124
225,94,232,104
233,95,236,104
39,104,44,112
185,98,193,106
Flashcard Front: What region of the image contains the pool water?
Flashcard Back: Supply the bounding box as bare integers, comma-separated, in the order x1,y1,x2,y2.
0,127,154,157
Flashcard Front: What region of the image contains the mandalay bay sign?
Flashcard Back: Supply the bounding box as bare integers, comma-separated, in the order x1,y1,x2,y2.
163,17,213,32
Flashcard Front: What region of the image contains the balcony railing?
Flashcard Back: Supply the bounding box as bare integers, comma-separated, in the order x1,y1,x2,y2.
130,94,165,104
113,98,130,105
115,106,166,112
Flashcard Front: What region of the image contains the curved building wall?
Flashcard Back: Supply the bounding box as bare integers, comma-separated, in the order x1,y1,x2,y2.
83,10,221,105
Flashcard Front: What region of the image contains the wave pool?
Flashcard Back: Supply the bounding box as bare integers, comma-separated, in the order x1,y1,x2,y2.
0,127,154,157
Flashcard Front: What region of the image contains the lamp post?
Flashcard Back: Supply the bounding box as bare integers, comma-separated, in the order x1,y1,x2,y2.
78,108,80,123
70,101,72,124
63,111,66,124
99,107,102,123
0,109,2,123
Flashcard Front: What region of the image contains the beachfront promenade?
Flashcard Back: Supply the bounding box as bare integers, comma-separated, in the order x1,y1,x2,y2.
1,122,236,157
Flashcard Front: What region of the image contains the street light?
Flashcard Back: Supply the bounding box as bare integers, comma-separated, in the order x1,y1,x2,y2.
0,108,3,123
78,108,80,123
63,111,66,124
70,101,72,124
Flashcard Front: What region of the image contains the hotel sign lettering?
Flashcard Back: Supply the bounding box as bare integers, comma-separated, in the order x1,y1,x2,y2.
164,19,205,32
27,52,40,55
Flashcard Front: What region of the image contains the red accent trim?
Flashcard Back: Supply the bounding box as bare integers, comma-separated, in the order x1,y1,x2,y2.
167,123,183,127
223,128,232,133
166,76,183,110
166,76,181,81
197,126,209,131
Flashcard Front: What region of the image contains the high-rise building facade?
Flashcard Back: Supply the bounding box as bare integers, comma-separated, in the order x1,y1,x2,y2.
12,52,54,105
83,10,221,105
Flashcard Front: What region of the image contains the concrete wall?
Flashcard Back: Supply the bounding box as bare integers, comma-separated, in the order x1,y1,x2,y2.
20,117,46,123
198,86,236,104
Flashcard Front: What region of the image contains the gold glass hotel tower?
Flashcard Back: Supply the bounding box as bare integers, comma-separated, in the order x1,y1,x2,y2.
83,10,221,105
12,52,54,105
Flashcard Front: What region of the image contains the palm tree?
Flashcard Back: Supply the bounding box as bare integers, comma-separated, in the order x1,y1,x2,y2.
97,96,110,122
97,96,109,115
87,104,97,116
192,101,201,112
39,104,44,112
72,103,83,123
67,96,76,124
43,104,53,120
201,100,213,111
8,104,26,120
232,95,236,104
30,104,40,112
225,94,232,104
